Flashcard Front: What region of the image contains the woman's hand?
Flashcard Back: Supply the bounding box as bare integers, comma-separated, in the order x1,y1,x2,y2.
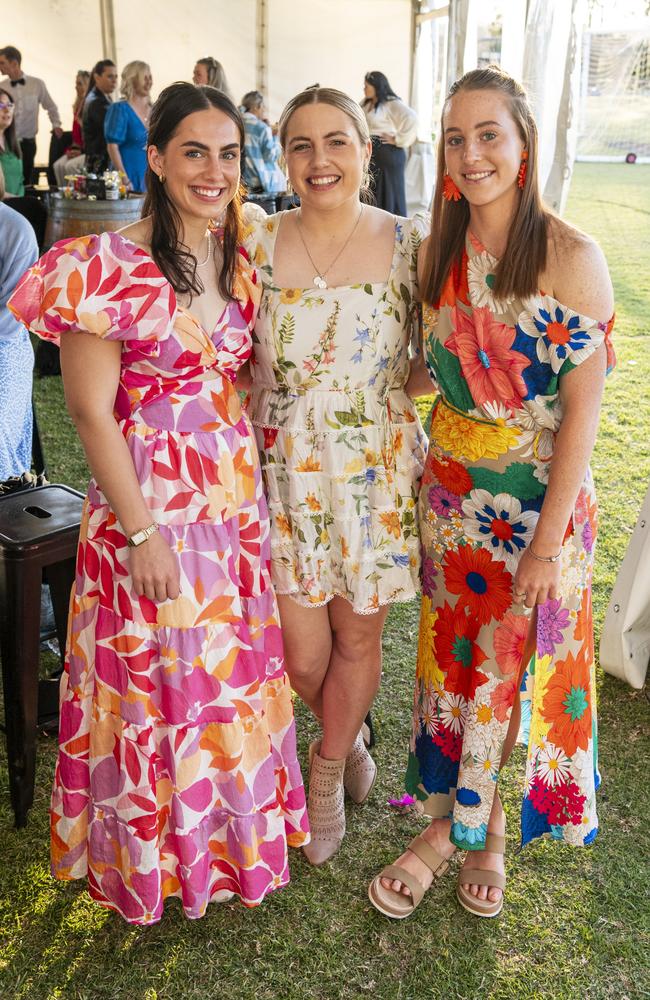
129,530,181,602
512,547,561,609
379,132,396,145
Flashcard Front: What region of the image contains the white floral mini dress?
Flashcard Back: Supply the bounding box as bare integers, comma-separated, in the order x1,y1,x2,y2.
246,213,427,614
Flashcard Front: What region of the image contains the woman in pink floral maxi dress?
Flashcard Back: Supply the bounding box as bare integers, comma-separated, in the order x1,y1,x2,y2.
9,82,308,924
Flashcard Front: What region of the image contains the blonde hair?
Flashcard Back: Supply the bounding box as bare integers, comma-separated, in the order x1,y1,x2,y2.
120,60,151,102
278,86,370,149
196,58,232,100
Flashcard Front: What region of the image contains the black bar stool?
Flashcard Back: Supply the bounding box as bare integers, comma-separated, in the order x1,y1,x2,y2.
0,484,84,827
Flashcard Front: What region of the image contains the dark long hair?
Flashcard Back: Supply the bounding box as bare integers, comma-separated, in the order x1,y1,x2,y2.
423,66,551,305
143,82,245,301
362,71,399,109
0,88,21,157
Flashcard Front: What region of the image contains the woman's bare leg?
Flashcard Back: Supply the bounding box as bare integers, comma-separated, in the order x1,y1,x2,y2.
320,598,389,760
276,596,332,719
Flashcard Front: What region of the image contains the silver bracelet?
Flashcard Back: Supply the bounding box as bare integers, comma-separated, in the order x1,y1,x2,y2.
528,543,562,564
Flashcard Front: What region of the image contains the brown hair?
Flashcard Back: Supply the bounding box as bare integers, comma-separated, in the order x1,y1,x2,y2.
143,82,244,300
422,65,551,306
0,88,21,157
278,86,371,199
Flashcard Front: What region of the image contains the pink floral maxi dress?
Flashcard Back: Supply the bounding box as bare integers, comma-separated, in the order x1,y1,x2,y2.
408,233,615,850
9,231,309,924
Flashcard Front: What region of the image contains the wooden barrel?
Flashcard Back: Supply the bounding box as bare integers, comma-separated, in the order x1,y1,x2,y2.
44,193,146,249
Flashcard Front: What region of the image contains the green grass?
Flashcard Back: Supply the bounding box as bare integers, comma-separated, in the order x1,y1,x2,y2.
1,164,649,1000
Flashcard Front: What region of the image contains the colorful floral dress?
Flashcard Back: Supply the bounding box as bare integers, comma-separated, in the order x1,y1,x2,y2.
407,232,615,850
245,213,427,614
9,231,309,924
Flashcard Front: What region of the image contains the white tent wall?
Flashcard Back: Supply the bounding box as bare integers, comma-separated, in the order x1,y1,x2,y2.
8,0,412,167
267,0,412,115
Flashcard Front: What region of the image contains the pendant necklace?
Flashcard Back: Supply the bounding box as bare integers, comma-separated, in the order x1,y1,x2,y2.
295,206,364,289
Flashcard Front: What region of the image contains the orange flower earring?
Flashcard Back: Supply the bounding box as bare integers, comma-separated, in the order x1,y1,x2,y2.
442,173,463,202
517,150,528,189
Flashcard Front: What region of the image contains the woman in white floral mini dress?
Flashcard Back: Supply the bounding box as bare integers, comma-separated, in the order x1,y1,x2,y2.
244,87,432,864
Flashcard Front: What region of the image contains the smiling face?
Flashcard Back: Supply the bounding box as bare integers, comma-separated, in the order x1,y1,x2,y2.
75,73,88,98
0,55,20,79
284,102,370,208
138,68,153,97
443,88,526,211
193,62,208,86
0,89,14,133
148,106,241,228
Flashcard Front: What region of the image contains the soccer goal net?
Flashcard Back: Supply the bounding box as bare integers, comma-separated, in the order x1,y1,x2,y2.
577,28,650,162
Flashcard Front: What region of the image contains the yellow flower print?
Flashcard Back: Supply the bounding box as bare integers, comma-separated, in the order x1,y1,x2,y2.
379,510,402,539
476,703,493,724
365,449,379,466
265,220,275,233
341,537,350,558
529,653,552,746
416,597,444,691
393,429,404,452
432,405,520,462
280,288,302,305
296,455,322,472
305,493,321,512
254,245,267,267
276,513,293,538
343,457,364,474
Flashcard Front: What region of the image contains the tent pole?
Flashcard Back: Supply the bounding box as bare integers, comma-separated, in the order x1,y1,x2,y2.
256,0,268,95
99,0,117,64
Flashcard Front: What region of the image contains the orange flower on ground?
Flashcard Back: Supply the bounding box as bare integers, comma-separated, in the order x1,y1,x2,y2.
305,493,321,512
541,647,592,756
493,611,530,676
443,544,512,625
445,305,530,409
379,510,402,539
295,455,322,473
429,455,474,496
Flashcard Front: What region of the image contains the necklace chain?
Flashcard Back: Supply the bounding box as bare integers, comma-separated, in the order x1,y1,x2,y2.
295,206,364,289
195,233,212,268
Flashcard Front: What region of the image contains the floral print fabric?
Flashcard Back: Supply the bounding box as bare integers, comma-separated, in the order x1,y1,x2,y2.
245,213,427,613
408,232,615,850
9,231,309,923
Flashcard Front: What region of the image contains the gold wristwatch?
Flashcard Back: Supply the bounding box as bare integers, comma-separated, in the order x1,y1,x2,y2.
127,522,159,547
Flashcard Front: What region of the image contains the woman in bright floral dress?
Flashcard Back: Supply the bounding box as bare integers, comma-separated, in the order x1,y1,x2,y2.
369,66,614,920
9,82,309,924
244,87,429,865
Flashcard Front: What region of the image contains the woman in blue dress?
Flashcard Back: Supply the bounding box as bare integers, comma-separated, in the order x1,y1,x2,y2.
104,61,152,192
0,186,38,478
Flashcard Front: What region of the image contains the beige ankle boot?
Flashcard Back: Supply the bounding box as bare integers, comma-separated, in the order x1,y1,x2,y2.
302,745,346,866
343,731,377,804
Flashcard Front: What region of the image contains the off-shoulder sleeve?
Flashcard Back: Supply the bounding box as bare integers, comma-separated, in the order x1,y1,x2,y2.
516,296,616,381
8,231,176,345
104,101,128,145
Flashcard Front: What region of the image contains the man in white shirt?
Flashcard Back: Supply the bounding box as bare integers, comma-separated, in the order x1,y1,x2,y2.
0,45,62,184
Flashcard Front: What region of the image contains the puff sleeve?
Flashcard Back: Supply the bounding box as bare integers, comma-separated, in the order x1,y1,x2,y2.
8,231,176,345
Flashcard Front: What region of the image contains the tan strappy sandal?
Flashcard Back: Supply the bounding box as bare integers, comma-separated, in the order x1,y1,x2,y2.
456,831,506,918
368,835,452,919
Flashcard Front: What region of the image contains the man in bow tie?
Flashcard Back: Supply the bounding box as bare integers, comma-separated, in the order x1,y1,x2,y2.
0,45,62,184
